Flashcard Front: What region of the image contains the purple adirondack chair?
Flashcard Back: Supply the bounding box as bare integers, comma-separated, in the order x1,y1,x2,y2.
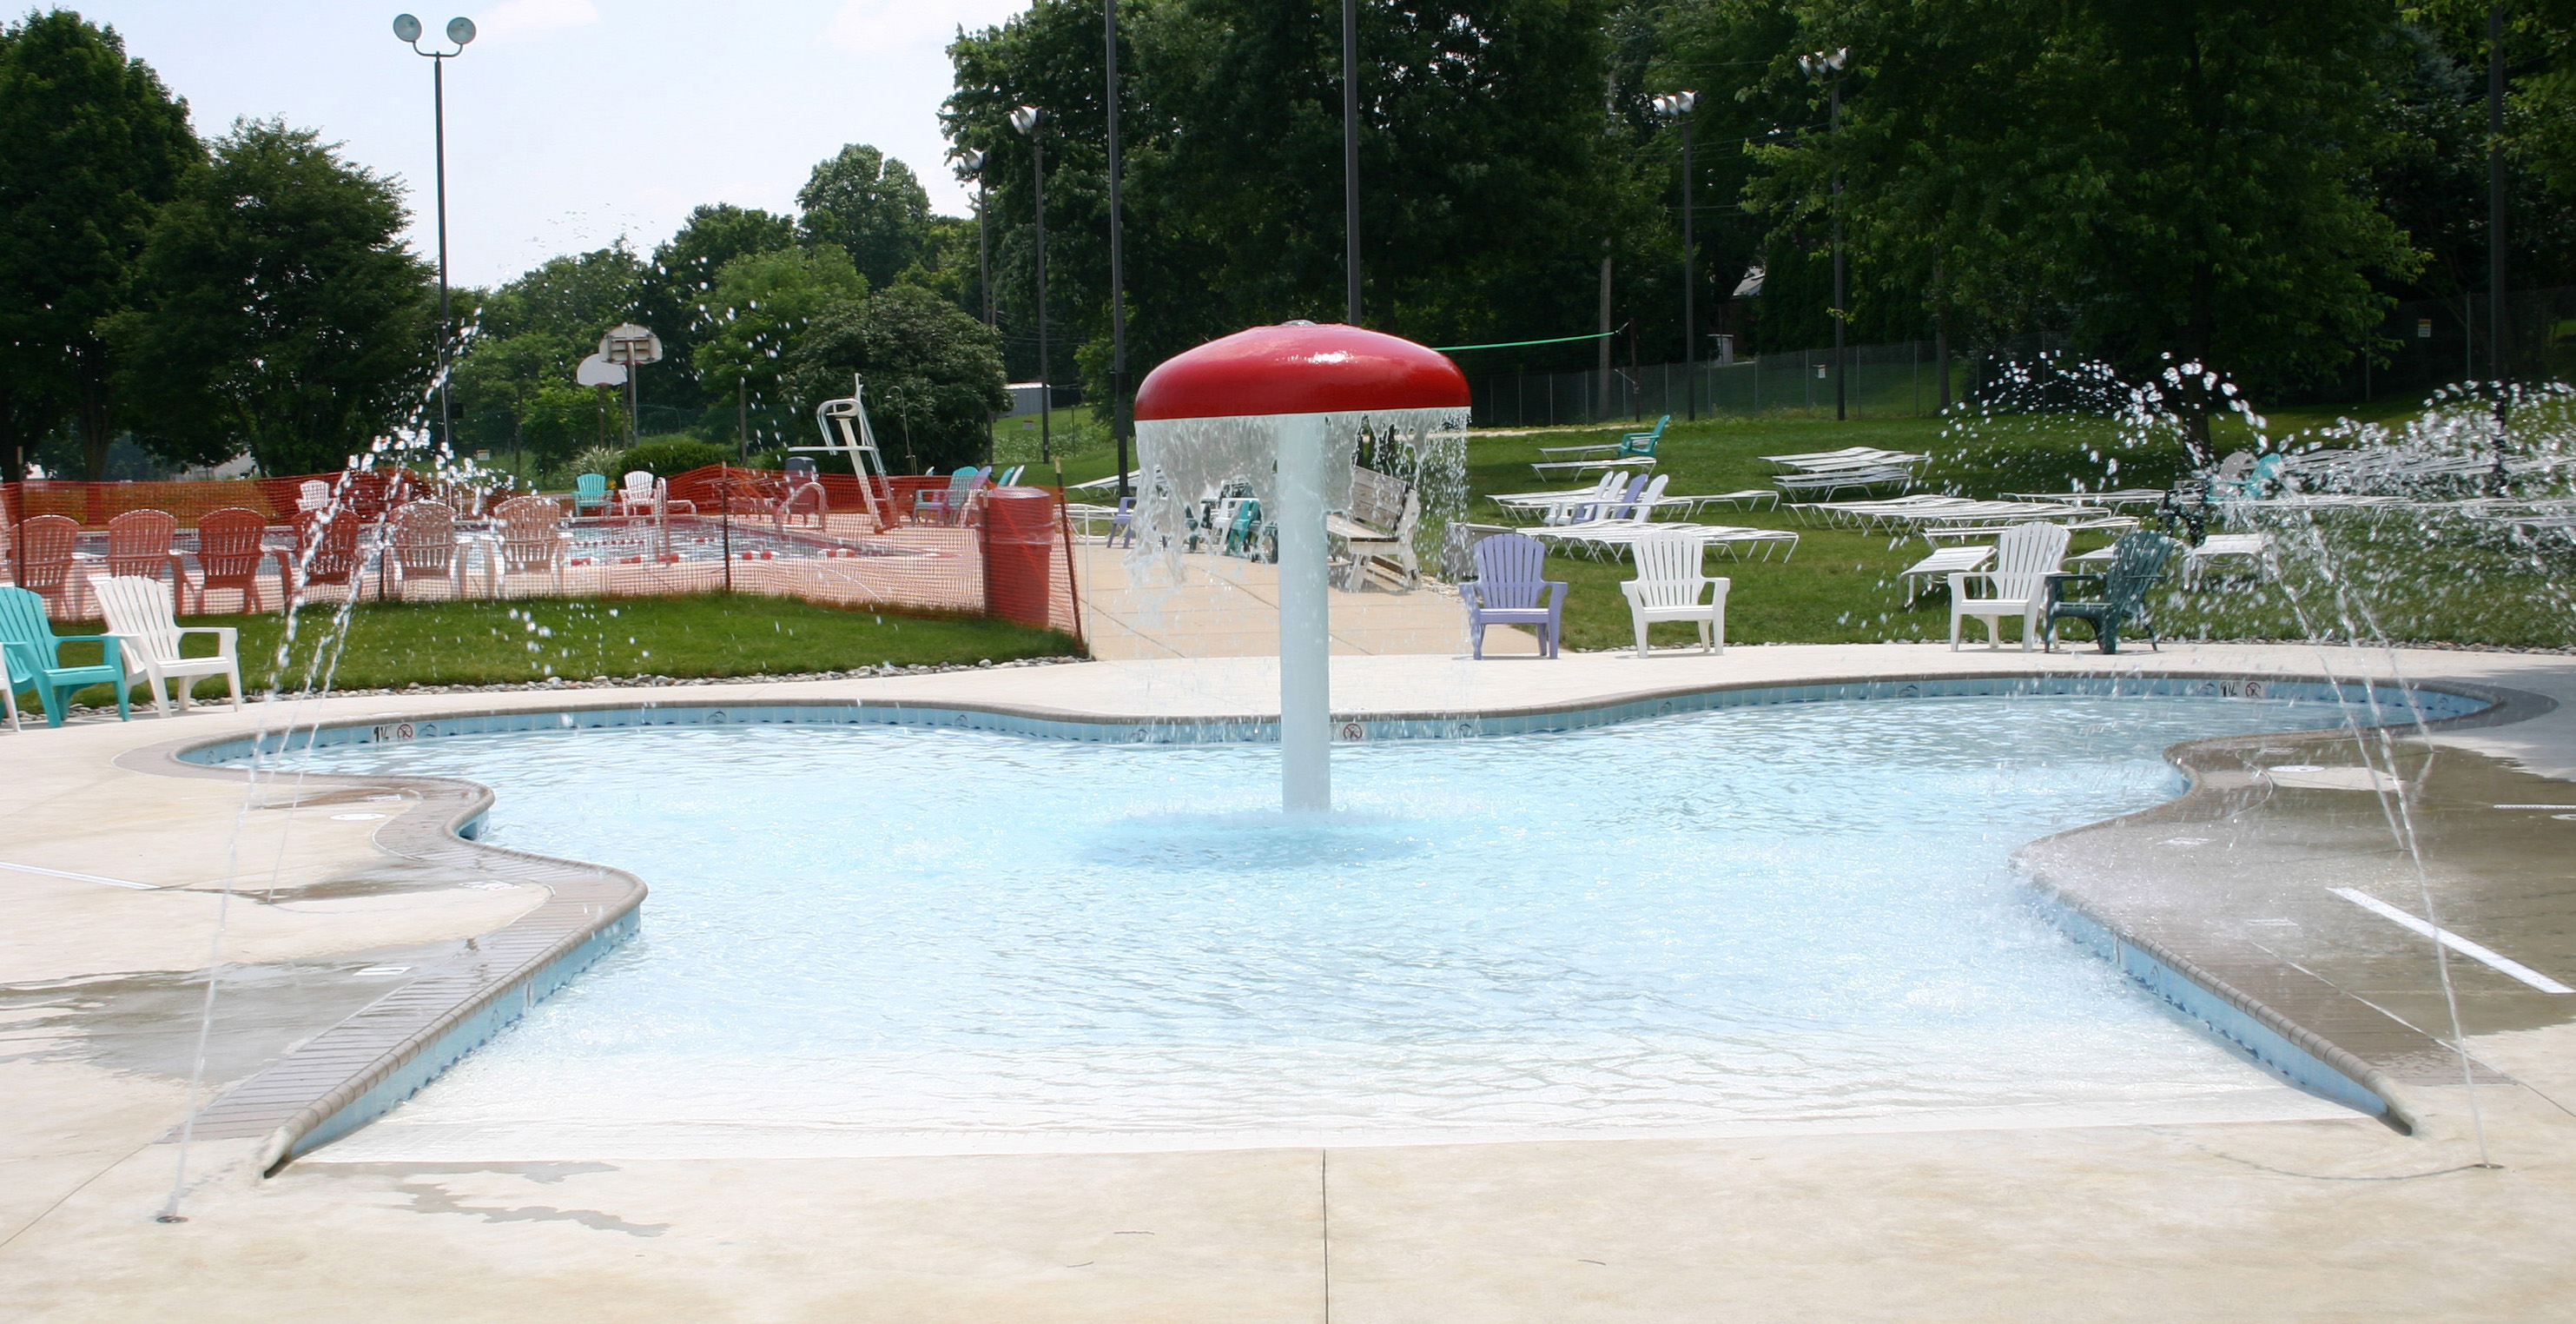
1461,532,1567,659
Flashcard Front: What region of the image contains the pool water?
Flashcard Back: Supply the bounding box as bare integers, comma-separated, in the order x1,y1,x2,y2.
299,695,2357,1159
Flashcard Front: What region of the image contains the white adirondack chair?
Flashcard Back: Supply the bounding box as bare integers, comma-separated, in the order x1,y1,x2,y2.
89,574,242,716
1948,521,2071,651
1619,530,1729,657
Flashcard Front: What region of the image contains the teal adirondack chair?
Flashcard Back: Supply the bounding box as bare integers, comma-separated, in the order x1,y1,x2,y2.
572,473,611,515
2044,532,2178,655
0,586,129,729
1617,414,1670,458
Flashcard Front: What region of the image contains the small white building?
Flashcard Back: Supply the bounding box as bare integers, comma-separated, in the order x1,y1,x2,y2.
1004,381,1050,419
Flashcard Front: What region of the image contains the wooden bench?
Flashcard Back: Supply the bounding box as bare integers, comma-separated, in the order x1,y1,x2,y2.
1326,465,1421,590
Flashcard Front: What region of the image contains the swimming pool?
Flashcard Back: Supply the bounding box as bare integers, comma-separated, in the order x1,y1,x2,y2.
295,693,2361,1159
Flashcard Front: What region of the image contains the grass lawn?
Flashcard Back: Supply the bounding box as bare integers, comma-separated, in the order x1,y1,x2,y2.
1465,407,2573,652
30,593,1080,718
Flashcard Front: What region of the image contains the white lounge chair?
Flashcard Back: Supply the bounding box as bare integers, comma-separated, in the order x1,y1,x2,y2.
2183,533,2271,586
89,573,242,717
1949,522,2071,651
1899,545,1992,603
1620,531,1728,657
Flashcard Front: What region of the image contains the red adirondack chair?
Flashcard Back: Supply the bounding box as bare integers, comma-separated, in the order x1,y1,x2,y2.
107,508,183,613
277,510,364,604
9,515,80,614
191,508,272,613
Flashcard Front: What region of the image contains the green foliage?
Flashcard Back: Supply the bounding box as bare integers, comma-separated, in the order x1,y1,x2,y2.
635,203,798,412
1747,0,2419,401
783,285,1009,474
798,143,933,291
0,10,197,478
618,436,734,477
111,117,435,476
449,245,644,458
943,0,1641,396
691,245,870,448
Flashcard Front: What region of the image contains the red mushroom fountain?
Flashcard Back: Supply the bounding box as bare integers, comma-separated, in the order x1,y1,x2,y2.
1133,322,1471,812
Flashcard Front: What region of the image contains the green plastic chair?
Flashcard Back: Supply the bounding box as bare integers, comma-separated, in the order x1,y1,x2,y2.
1618,414,1670,458
2044,532,2178,655
572,473,611,515
0,586,129,729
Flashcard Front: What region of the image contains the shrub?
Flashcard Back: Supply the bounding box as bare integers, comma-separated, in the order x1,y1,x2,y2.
619,436,735,477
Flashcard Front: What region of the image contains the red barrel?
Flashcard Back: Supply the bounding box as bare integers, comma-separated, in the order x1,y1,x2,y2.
981,487,1058,629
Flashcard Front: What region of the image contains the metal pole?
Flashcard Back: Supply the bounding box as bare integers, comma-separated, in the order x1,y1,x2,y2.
2488,3,2508,379
975,172,992,327
1033,131,1050,464
1832,76,1846,421
433,55,452,456
1343,0,1362,324
1597,252,1613,425
1107,0,1132,498
1681,119,1695,421
736,374,747,456
1277,414,1331,813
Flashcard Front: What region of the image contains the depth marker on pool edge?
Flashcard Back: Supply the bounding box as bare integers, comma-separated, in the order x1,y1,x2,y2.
2329,888,2575,994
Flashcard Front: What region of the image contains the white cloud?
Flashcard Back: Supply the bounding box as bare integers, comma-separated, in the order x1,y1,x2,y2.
828,0,1026,55
477,0,603,43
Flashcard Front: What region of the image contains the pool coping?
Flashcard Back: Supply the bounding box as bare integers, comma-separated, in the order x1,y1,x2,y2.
112,665,2553,1170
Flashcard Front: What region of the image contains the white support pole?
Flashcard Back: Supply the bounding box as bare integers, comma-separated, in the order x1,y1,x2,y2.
1276,413,1331,812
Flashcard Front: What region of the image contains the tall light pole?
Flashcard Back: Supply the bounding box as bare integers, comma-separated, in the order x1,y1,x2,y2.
1801,47,1849,420
953,146,995,466
1010,104,1050,463
1344,0,1363,324
1106,1,1132,496
1654,91,1699,420
393,14,474,458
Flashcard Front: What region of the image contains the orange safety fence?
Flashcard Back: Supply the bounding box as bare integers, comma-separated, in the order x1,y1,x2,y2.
3,467,1084,643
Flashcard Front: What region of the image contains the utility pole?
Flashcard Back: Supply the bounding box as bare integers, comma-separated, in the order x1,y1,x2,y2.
1343,0,1362,324
2489,3,2509,379
1597,248,1613,423
1107,0,1133,497
1801,47,1851,420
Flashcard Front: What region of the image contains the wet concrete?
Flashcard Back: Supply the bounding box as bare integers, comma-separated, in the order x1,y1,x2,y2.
0,945,459,1085
2022,732,2576,1094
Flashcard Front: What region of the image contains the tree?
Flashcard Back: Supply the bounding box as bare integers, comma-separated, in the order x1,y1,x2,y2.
1756,1,2420,407
111,118,436,475
448,244,643,467
943,0,1640,407
798,143,933,291
783,285,1008,473
691,245,870,449
636,203,797,414
0,10,197,479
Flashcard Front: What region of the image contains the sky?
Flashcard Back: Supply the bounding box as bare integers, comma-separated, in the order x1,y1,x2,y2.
80,1,1032,288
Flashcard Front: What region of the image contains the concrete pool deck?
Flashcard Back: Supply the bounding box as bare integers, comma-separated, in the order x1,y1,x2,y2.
4,642,2575,1321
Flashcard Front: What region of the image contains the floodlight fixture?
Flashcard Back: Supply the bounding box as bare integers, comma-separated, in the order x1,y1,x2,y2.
1652,90,1698,119
394,14,476,454
1009,105,1041,137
